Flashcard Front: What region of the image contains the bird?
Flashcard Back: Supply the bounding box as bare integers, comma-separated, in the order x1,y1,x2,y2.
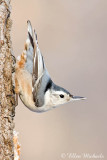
15,20,86,113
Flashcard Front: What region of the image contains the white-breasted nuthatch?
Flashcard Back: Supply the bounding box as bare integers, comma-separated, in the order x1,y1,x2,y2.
15,21,86,113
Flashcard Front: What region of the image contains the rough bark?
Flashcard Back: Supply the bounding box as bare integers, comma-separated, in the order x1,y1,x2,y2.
0,0,15,159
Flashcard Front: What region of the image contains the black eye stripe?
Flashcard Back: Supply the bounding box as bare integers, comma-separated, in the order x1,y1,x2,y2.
60,94,64,98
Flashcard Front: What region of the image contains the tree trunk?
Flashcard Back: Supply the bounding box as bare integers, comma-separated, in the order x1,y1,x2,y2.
0,0,15,159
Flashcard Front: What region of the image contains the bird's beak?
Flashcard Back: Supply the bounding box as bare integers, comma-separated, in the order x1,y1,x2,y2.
70,95,86,101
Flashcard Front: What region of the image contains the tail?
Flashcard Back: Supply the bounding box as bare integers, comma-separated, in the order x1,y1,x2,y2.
16,20,34,72
24,20,34,51
27,20,34,49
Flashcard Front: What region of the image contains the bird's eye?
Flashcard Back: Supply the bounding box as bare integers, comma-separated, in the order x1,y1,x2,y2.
60,94,64,98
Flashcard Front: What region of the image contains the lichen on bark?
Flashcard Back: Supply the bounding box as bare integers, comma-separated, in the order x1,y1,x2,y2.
0,0,15,159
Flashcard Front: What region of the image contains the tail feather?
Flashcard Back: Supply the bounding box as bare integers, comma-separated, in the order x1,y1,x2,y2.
22,20,34,74
27,20,34,49
28,32,34,49
27,20,33,38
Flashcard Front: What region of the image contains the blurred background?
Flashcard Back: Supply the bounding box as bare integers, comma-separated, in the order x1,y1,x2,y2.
11,0,107,160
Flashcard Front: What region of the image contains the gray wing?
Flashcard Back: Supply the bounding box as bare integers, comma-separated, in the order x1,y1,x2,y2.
32,30,51,107
24,20,34,74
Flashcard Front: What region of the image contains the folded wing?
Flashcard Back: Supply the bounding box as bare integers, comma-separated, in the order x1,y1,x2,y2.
32,30,52,107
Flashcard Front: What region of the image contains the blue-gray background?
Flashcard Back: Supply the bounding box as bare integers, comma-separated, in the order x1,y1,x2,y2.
11,0,107,159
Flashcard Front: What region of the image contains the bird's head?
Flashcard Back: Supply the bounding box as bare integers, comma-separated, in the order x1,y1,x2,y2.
44,82,86,109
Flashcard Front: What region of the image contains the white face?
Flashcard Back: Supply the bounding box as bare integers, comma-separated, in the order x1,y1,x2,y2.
44,89,86,112
44,90,72,108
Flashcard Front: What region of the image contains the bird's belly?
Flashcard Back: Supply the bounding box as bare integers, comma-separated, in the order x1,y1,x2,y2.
16,69,53,113
19,93,37,112
20,93,52,113
16,69,36,111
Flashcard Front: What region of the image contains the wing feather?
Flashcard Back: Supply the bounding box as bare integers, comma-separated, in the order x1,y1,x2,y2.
32,30,51,107
24,20,34,74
